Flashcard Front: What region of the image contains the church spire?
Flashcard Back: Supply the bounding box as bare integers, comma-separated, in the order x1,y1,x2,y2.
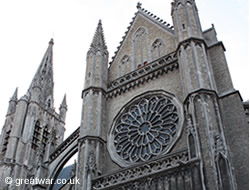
89,20,107,51
84,20,109,90
28,39,54,107
59,94,67,122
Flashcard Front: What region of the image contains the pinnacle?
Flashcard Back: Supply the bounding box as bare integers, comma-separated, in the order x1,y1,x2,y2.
90,20,107,50
10,87,18,101
49,38,54,45
60,94,67,110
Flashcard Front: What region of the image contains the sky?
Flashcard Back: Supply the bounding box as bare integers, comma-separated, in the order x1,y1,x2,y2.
0,0,249,139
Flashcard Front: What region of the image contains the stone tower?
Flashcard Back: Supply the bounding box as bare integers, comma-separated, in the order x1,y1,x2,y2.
76,20,109,190
0,1,248,190
0,39,67,189
77,1,248,190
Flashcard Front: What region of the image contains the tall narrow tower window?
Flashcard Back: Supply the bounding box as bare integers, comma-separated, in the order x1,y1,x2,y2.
42,125,49,153
32,120,42,150
1,128,11,154
51,128,58,147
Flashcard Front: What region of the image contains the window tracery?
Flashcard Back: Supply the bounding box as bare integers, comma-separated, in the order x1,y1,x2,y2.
42,125,49,153
108,92,183,166
151,39,166,60
118,55,131,77
32,120,42,150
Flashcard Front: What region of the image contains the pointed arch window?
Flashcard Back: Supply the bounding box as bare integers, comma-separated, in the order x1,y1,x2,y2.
47,99,51,108
118,55,131,77
46,96,52,108
133,27,149,67
32,120,42,150
216,153,232,190
51,128,58,147
1,128,11,154
151,39,166,60
42,125,49,153
188,133,196,158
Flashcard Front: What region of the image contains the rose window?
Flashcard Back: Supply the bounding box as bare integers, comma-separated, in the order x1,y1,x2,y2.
108,92,183,166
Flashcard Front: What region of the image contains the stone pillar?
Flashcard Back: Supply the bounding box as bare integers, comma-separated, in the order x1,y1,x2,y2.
172,1,237,189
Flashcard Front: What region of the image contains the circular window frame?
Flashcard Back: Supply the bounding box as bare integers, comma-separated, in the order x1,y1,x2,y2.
107,90,184,167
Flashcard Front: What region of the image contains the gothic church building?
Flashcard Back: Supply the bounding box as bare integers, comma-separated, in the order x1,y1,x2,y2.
0,0,248,189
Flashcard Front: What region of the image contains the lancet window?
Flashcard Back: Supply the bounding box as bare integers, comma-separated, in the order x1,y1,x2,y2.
151,39,166,60
32,120,42,150
133,27,149,67
1,128,11,154
118,55,131,77
42,125,49,153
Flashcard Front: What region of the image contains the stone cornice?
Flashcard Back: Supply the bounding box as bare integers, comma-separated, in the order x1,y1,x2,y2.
107,52,178,99
92,149,195,190
81,87,107,99
183,88,240,104
78,135,106,146
176,37,225,53
176,37,206,53
207,41,226,51
28,100,64,124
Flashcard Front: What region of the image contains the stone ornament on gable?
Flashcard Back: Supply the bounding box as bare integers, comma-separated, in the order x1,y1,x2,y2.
108,91,184,167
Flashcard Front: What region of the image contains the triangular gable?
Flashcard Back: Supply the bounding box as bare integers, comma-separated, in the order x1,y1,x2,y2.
109,4,175,67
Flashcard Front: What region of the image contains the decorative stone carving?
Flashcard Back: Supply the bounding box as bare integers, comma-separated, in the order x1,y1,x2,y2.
108,91,184,166
186,114,195,134
214,133,226,159
86,151,97,175
92,149,193,190
107,52,178,99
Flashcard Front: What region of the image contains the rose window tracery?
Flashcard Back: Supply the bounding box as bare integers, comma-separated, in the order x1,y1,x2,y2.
108,92,183,166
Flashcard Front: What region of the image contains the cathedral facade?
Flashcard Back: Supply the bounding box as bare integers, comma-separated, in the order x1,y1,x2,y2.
0,0,248,189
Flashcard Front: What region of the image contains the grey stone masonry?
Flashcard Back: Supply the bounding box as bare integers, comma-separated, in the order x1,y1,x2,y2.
0,1,248,190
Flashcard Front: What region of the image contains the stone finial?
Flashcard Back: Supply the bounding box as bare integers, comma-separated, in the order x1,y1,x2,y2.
137,2,142,9
49,38,54,45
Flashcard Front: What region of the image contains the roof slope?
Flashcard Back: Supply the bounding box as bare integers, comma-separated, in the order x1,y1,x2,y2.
109,2,174,66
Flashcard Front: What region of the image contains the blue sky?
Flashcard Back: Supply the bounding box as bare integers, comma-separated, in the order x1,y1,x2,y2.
0,0,249,138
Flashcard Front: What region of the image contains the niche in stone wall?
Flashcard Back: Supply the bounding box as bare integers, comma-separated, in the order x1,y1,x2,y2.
216,153,232,190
